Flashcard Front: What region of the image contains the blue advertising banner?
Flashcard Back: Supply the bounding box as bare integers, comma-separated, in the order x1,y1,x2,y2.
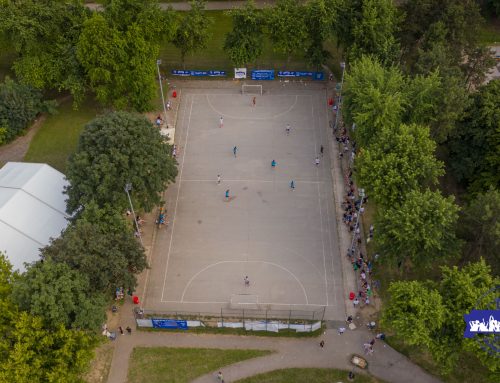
152,318,188,330
278,71,324,80
171,70,226,77
251,70,275,80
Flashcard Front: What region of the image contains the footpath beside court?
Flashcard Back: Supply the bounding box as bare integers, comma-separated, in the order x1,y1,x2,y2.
108,298,441,383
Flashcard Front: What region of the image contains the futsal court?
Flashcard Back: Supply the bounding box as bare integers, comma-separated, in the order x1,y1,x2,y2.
144,84,345,320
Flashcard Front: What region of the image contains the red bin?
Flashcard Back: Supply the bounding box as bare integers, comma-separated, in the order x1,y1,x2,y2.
172,90,177,98
349,291,355,300
133,295,140,304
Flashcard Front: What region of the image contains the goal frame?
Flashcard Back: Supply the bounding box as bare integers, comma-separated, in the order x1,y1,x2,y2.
241,84,263,95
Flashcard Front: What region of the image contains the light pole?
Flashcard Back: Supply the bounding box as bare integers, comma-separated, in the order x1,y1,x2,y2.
333,61,346,131
125,183,143,247
156,59,168,123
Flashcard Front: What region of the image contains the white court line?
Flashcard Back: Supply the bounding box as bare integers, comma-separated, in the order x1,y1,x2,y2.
181,179,324,184
178,260,309,305
160,94,194,302
310,94,329,307
161,300,326,307
323,91,338,309
206,94,298,120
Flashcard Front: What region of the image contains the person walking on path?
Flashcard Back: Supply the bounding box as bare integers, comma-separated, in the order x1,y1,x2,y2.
338,327,346,335
217,174,221,184
225,189,230,201
315,157,320,166
119,326,124,335
319,340,325,348
126,326,132,335
271,159,276,168
244,276,250,287
219,116,224,128
285,123,290,135
252,96,256,107
290,180,295,190
217,371,224,382
320,145,324,156
233,146,237,157
353,298,359,307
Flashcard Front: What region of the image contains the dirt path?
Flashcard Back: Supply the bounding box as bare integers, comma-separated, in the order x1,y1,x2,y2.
0,115,46,167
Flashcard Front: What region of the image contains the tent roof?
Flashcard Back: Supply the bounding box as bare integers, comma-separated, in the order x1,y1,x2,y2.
0,162,70,271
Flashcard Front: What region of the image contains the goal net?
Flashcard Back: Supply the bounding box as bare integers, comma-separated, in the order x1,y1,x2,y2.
242,84,263,95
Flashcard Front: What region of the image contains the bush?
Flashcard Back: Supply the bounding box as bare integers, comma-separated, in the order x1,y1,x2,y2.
0,77,56,143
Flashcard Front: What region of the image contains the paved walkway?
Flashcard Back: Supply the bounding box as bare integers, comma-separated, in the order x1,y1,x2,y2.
109,299,441,383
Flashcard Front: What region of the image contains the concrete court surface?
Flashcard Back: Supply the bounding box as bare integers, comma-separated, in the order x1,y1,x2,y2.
143,85,345,320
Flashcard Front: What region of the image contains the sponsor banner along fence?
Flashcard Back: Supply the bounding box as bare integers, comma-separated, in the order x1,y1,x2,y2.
278,71,324,80
171,70,226,77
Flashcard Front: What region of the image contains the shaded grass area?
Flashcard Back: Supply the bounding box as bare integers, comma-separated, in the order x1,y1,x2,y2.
23,97,99,172
127,347,271,383
236,368,386,383
159,11,342,75
83,340,114,383
478,17,500,44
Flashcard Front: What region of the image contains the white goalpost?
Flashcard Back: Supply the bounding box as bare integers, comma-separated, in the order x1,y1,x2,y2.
242,84,263,95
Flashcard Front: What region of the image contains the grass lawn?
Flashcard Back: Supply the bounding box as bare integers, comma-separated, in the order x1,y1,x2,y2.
83,341,115,383
236,368,386,383
478,17,500,44
127,347,271,383
159,11,342,75
23,97,99,172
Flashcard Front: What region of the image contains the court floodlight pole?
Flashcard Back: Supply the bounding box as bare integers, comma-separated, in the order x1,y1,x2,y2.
156,59,168,123
125,183,144,247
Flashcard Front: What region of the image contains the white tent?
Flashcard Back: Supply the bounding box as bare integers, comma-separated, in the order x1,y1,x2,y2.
0,162,70,271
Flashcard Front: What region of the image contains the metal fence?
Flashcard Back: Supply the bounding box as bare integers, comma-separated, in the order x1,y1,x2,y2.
134,306,326,331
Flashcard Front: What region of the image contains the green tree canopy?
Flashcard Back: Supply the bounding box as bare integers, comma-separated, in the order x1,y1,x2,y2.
12,260,106,331
77,0,172,111
343,56,406,147
173,0,213,65
0,253,18,358
42,203,148,295
349,0,400,64
0,0,89,105
65,111,177,214
375,189,460,268
449,80,500,193
458,189,500,276
266,0,307,64
224,1,265,67
382,281,445,347
357,124,444,207
0,312,96,383
0,77,56,143
304,0,337,67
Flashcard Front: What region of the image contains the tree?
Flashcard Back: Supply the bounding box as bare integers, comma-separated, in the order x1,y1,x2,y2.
0,253,18,358
449,80,500,192
12,260,106,331
0,0,89,105
266,0,307,64
304,0,337,67
343,56,406,147
77,0,171,111
458,189,500,276
382,281,445,347
0,77,56,143
65,111,177,214
374,189,460,268
0,312,96,383
173,0,213,66
433,260,499,373
42,203,148,295
349,0,400,64
224,1,265,67
356,124,444,207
